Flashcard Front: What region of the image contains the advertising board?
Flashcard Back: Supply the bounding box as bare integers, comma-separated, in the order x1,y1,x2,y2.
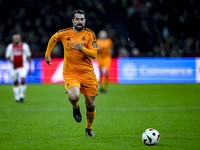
118,58,196,84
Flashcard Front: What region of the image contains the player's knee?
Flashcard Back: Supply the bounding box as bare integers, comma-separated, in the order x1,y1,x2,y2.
85,96,95,110
86,103,95,111
70,94,79,102
21,78,26,85
14,81,18,86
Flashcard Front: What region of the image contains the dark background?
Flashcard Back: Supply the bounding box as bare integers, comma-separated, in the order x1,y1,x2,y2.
0,0,200,58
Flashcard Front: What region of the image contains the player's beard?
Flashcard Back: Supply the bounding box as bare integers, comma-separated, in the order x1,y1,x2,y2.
75,24,84,31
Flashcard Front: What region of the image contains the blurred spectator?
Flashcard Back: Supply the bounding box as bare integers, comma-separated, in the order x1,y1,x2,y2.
130,48,140,57
0,0,200,58
96,30,113,93
118,47,129,57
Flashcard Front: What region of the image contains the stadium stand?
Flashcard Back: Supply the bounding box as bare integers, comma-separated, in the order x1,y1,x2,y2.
0,0,200,58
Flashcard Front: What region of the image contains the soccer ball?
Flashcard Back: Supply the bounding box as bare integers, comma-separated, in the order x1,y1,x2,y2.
142,128,160,146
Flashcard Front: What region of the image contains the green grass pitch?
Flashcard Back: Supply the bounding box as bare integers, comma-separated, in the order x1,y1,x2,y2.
0,83,200,150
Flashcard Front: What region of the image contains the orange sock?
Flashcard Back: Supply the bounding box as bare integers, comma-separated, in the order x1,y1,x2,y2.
68,97,79,109
86,108,96,129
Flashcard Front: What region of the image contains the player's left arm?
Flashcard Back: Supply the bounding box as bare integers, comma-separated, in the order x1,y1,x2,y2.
109,39,114,56
27,56,32,74
72,43,97,59
24,43,32,74
72,32,98,59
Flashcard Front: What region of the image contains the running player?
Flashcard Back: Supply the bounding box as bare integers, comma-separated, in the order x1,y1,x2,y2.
5,34,32,103
45,10,98,137
96,30,113,93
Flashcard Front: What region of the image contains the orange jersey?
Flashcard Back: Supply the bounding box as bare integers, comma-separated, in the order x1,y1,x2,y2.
45,27,98,75
96,38,112,69
96,38,112,59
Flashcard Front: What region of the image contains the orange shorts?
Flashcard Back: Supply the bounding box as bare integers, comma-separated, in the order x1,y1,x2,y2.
63,72,98,96
97,56,111,69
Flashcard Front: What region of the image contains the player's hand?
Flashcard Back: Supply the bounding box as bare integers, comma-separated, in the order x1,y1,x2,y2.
45,57,52,65
72,43,82,51
7,58,14,64
10,60,14,64
28,68,32,74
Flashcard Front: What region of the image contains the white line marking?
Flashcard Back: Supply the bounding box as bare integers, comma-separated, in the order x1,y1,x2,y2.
1,107,200,112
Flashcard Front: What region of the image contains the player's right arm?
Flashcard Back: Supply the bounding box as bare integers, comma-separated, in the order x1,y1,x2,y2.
45,33,59,65
109,39,113,56
5,44,13,64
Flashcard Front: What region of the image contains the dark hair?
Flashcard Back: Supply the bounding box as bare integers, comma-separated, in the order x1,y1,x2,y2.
72,9,86,19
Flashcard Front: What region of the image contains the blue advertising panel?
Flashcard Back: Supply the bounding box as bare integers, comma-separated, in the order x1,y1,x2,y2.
0,59,42,84
26,59,42,83
0,59,13,84
118,58,196,84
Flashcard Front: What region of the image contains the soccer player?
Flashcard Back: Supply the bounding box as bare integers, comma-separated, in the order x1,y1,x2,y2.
5,34,32,103
96,30,113,93
45,10,98,137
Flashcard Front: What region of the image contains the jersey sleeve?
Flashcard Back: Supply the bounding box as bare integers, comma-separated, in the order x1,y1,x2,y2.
82,47,97,59
82,31,98,59
45,32,60,57
5,44,12,58
88,31,98,50
23,43,31,57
